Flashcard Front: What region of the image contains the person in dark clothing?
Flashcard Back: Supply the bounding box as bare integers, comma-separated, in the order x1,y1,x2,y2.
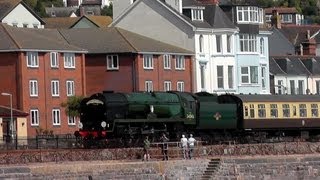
160,133,169,161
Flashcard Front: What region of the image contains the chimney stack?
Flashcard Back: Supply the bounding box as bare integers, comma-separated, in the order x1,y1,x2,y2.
271,9,281,29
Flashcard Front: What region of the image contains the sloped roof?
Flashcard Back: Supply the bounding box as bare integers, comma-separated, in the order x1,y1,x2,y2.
265,7,298,14
279,24,320,46
45,6,78,17
0,105,28,117
183,0,203,7
299,57,320,75
59,27,194,54
203,4,237,29
216,0,259,6
269,27,295,56
43,17,80,29
269,57,286,75
71,15,113,28
82,0,102,5
0,0,45,24
0,24,86,52
272,56,311,75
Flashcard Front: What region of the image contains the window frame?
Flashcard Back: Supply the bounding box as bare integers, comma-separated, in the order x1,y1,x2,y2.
175,55,185,70
50,52,59,68
163,54,171,69
282,104,290,117
270,104,278,118
145,80,153,92
68,116,76,125
143,55,153,69
192,9,203,21
177,81,184,92
106,55,119,70
30,109,39,126
52,109,61,126
237,6,259,24
66,80,75,96
239,34,257,52
217,66,224,88
29,80,38,97
258,104,266,118
164,81,172,91
27,52,39,68
64,53,75,69
51,80,60,97
311,104,319,117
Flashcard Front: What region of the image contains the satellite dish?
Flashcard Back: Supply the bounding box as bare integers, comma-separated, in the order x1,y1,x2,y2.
101,121,107,128
78,122,83,129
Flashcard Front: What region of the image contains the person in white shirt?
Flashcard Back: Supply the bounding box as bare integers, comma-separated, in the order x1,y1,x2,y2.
180,134,188,159
188,134,196,159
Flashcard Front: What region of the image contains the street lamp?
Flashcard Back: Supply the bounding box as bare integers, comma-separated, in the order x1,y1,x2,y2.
1,93,13,145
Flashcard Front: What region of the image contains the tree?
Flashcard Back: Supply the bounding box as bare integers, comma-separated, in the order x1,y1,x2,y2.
23,0,37,8
101,3,113,17
61,96,84,117
34,0,47,17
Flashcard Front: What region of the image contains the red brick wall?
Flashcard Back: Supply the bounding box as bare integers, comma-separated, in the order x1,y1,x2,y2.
18,52,86,137
135,54,193,92
85,54,135,95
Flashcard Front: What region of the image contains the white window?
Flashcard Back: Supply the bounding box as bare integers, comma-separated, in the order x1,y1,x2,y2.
265,15,272,22
281,14,292,23
50,52,59,68
175,55,185,70
164,81,172,91
241,66,258,84
217,66,224,88
145,81,153,92
258,8,264,23
216,35,222,53
237,6,259,23
227,35,232,53
27,52,39,67
66,80,75,96
29,80,38,97
228,66,234,89
30,109,39,126
143,55,153,69
163,55,171,69
68,116,76,125
261,66,266,90
260,38,264,55
239,34,257,52
177,81,184,92
52,109,60,126
51,80,59,97
192,9,203,21
107,55,119,70
64,53,75,68
199,35,204,53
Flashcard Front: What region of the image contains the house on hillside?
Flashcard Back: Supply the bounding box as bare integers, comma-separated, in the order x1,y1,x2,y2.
44,15,112,29
59,27,194,94
0,24,87,137
265,7,304,26
0,0,45,28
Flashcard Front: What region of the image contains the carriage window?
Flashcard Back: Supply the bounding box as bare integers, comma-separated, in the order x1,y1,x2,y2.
244,106,248,117
258,104,266,118
311,104,318,117
299,104,307,117
283,104,290,117
270,104,278,118
249,104,255,118
293,105,297,116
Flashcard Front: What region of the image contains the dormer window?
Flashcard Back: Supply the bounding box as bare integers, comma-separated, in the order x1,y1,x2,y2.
237,6,263,24
281,14,292,23
192,9,203,21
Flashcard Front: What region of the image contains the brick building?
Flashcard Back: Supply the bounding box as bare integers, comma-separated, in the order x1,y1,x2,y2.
0,24,86,137
59,27,194,95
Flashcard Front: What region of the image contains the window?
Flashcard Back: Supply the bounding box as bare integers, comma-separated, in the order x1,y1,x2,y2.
217,66,224,88
258,8,264,23
228,66,233,89
66,80,75,96
261,66,266,90
270,104,278,118
258,104,266,118
283,104,290,117
27,52,39,67
244,106,248,116
29,80,38,97
86,11,94,15
265,15,272,22
239,34,257,52
192,9,203,21
12,23,18,27
241,66,258,84
163,55,171,69
281,14,292,23
177,81,184,92
175,55,185,70
143,55,153,69
52,109,60,126
33,25,38,28
199,35,204,53
200,63,206,90
50,52,59,68
51,12,56,17
227,35,232,53
51,80,59,97
311,104,318,117
68,116,76,125
298,80,304,95
249,104,255,118
64,53,75,68
290,80,295,95
260,38,264,55
278,80,284,94
107,55,119,70
216,35,222,53
30,109,39,126
299,104,307,117
237,6,259,23
164,81,171,91
23,24,28,28
145,81,153,92
316,81,320,94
